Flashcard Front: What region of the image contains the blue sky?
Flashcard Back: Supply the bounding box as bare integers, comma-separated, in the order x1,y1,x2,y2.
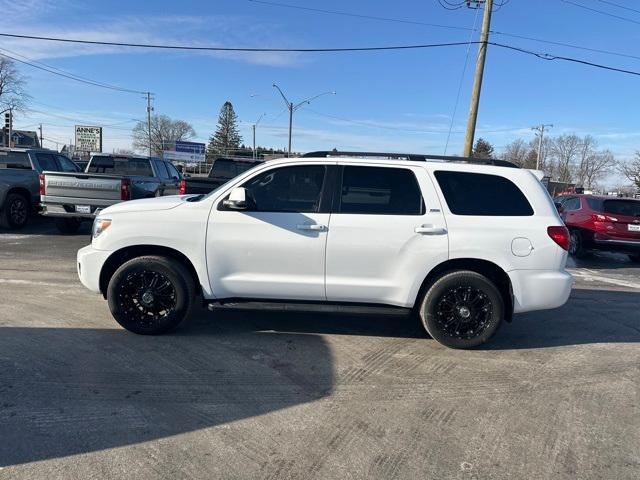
3,0,639,182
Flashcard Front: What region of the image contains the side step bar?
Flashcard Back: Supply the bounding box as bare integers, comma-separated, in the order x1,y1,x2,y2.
207,300,411,316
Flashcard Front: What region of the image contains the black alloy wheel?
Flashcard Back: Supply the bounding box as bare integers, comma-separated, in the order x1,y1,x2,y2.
107,256,195,334
420,270,504,349
2,193,29,229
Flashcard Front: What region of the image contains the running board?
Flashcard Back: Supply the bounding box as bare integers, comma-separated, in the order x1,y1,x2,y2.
207,300,411,316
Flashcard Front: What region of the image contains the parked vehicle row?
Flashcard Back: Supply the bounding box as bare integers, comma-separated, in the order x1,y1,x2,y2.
77,151,573,349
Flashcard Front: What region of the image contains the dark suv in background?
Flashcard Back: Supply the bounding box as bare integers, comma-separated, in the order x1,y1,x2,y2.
0,147,80,229
556,194,640,261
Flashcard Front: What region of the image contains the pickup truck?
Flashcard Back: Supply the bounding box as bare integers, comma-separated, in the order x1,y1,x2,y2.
40,154,182,233
179,157,263,195
0,147,80,229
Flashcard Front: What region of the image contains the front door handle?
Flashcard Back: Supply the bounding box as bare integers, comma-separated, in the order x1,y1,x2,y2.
415,224,447,235
297,224,327,231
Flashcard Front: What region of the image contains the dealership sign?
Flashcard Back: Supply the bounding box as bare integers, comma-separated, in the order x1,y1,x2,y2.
75,125,102,152
163,141,206,163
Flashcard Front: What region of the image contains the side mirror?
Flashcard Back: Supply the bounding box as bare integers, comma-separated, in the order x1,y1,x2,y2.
223,187,248,210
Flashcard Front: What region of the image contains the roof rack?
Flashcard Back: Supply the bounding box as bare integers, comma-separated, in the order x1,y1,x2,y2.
302,150,519,168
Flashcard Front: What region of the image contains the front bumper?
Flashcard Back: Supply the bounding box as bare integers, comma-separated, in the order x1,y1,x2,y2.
508,269,573,314
77,244,112,294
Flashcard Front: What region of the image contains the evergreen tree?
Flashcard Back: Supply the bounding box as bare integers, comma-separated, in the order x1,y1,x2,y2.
472,137,495,158
208,101,242,156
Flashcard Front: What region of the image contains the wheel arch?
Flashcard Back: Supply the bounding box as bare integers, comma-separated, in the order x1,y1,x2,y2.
99,245,201,298
3,187,32,208
414,258,514,321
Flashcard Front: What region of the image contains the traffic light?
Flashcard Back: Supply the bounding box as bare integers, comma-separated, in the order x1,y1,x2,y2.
4,113,10,129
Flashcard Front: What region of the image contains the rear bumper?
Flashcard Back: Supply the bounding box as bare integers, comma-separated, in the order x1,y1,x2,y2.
77,244,112,294
508,269,573,314
42,204,99,219
593,236,640,253
41,196,120,219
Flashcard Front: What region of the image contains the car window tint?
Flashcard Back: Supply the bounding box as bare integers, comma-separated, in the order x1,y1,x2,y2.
338,166,424,215
56,155,79,172
165,162,180,178
36,153,59,171
434,171,534,216
563,197,581,211
586,197,602,210
0,151,31,169
603,199,640,217
241,165,326,213
155,160,170,179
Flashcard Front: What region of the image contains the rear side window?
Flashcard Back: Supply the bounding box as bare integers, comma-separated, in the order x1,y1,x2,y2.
603,199,640,217
0,152,31,169
36,153,59,171
338,166,425,215
434,171,533,216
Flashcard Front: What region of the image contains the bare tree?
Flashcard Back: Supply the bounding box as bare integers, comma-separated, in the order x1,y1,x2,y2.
620,152,640,190
132,114,196,156
582,149,617,189
550,134,581,183
0,57,30,111
501,139,531,168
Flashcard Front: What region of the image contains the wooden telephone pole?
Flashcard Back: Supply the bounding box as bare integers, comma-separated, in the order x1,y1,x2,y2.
463,0,494,157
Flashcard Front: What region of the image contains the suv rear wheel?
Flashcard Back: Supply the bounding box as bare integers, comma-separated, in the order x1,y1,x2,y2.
107,255,195,335
568,229,586,258
1,193,29,229
419,271,504,349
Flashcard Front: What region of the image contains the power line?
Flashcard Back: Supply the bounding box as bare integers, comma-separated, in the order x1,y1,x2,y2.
2,31,640,78
248,0,640,62
560,0,640,25
0,33,476,53
597,0,640,15
0,49,146,94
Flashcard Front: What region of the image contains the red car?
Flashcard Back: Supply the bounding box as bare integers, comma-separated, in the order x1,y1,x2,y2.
555,194,640,262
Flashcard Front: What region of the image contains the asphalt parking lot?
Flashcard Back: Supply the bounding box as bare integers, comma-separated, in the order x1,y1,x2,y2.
1,217,639,480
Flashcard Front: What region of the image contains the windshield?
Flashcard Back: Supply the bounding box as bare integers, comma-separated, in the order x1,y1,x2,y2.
603,199,640,217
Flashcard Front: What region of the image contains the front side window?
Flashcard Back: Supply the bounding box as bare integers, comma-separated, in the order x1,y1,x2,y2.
155,160,170,179
434,171,534,216
165,162,181,179
338,166,424,215
0,152,31,169
241,165,326,213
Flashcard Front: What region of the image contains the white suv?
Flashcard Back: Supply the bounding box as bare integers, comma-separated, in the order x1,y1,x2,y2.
77,151,572,349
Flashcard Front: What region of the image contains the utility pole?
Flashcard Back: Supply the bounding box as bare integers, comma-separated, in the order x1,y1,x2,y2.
38,124,43,148
532,124,553,170
272,84,336,157
146,92,154,156
463,0,494,157
8,108,12,148
252,113,266,160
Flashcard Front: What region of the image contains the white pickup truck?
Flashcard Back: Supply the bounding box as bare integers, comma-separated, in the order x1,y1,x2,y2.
77,151,572,349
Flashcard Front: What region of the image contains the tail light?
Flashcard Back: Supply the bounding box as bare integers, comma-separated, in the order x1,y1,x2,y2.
120,178,131,201
39,174,46,195
547,226,570,251
179,179,187,195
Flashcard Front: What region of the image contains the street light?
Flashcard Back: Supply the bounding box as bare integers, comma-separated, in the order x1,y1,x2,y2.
252,113,266,160
272,84,336,157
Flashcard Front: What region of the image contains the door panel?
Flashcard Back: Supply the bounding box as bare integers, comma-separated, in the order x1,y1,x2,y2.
207,163,331,300
325,165,448,307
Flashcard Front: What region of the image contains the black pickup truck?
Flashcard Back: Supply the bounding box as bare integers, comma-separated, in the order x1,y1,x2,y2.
180,157,263,195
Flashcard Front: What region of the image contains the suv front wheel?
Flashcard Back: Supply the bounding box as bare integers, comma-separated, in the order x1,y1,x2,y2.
419,271,504,349
107,255,195,335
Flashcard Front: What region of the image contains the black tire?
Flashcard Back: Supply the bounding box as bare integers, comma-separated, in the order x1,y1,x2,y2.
55,217,82,234
107,255,195,335
629,254,640,263
568,229,586,258
419,271,504,349
1,193,29,229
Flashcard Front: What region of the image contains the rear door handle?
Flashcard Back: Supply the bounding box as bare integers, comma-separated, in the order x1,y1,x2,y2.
415,224,447,235
297,224,327,231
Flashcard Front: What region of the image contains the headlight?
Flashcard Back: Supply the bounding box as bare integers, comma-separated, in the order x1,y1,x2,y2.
92,218,112,239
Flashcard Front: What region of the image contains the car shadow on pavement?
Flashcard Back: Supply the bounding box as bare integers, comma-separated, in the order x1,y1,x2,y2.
486,288,640,350
0,314,334,467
